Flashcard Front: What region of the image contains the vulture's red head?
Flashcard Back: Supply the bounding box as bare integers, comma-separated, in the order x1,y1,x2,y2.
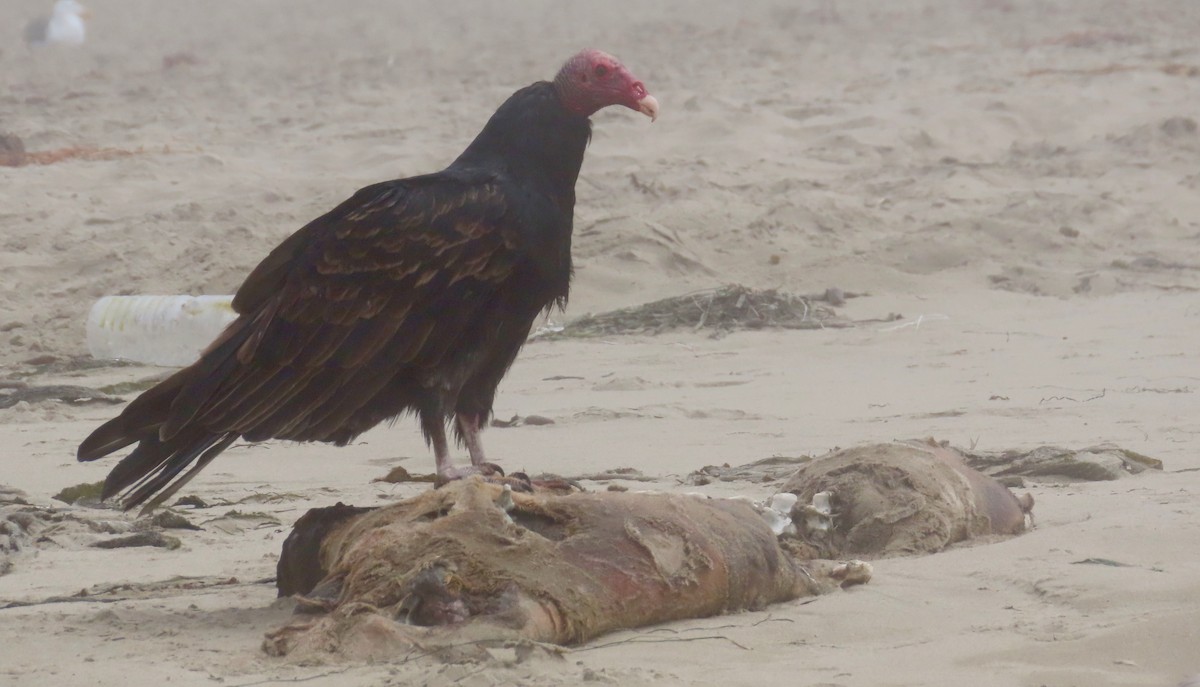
553,49,658,122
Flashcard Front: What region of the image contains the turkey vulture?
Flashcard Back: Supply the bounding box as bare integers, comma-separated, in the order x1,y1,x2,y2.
78,49,658,512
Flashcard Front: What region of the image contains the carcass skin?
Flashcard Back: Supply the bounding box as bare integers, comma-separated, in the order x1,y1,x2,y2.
782,440,1032,558
266,479,823,660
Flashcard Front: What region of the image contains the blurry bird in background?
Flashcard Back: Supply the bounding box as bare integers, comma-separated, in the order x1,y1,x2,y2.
24,0,90,47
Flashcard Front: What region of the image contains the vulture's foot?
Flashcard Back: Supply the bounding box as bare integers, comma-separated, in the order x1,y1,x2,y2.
435,463,533,492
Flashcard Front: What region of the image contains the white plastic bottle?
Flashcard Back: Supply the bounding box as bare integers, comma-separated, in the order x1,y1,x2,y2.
86,295,237,367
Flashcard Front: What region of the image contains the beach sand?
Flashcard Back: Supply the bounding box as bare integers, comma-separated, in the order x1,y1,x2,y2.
2,0,1199,685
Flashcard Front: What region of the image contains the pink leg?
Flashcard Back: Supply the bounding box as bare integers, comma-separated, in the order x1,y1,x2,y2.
432,415,502,484
457,413,488,467
430,422,458,481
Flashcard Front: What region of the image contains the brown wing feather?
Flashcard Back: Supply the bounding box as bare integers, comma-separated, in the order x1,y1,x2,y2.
164,177,520,443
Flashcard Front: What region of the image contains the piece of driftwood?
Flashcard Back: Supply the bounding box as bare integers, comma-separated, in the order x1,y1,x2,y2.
266,479,854,662
781,440,1033,558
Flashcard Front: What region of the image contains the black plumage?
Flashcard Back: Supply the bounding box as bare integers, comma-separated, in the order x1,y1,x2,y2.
77,50,658,511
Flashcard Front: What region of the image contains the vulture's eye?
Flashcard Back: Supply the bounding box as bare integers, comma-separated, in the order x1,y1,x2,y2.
594,64,609,78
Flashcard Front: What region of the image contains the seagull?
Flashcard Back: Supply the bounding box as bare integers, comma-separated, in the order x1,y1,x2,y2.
24,0,90,47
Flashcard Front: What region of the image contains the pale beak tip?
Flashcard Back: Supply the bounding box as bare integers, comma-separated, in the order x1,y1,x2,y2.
637,94,660,123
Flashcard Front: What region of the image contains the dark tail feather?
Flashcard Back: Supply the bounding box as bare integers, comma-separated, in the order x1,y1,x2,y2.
101,429,237,512
161,316,257,440
77,369,190,462
125,433,237,514
78,316,255,512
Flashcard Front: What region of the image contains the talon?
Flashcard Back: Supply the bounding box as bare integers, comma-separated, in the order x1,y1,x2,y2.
434,462,507,488
506,472,535,493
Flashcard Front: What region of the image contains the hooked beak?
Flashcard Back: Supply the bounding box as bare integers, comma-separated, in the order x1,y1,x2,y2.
636,94,659,122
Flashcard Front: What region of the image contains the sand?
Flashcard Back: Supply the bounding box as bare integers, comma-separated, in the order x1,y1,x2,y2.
2,0,1199,684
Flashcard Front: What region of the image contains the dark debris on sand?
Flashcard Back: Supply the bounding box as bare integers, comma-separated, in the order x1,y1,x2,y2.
544,284,871,339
